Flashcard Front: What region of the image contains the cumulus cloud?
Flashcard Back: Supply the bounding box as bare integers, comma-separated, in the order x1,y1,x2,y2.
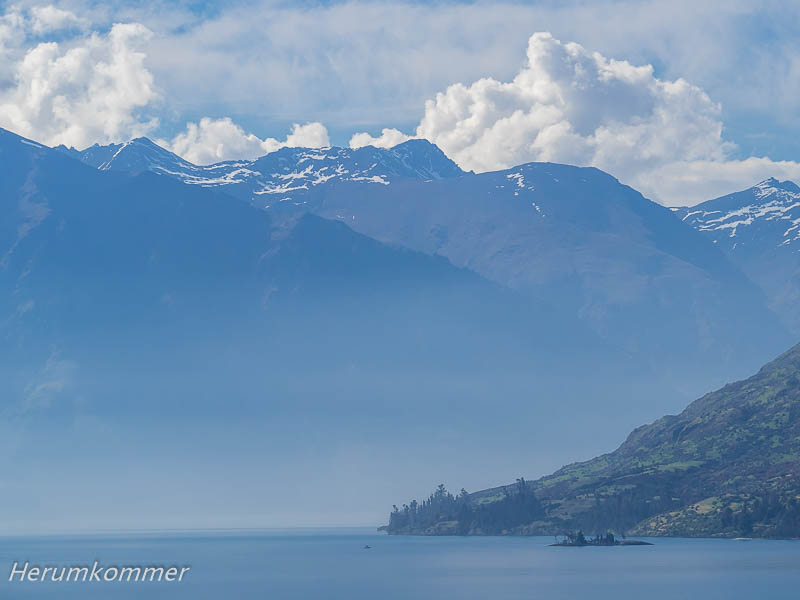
165,118,330,164
1,3,798,205
30,5,88,35
0,6,331,163
275,121,330,152
351,32,800,205
352,31,726,174
349,127,411,150
0,20,158,148
0,9,28,84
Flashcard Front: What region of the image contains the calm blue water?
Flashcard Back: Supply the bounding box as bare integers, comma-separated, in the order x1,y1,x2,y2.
1,529,799,599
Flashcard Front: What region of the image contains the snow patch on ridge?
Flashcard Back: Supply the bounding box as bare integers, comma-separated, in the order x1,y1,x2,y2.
682,179,800,248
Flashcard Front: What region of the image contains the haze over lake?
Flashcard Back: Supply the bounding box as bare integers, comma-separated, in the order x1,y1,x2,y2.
2,530,800,600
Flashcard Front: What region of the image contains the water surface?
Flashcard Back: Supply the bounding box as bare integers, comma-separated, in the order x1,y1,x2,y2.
1,529,798,599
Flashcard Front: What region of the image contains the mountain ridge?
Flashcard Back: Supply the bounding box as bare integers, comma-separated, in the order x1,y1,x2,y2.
1,125,683,525
386,341,800,538
56,136,465,189
3,124,798,530
43,127,794,403
674,177,800,334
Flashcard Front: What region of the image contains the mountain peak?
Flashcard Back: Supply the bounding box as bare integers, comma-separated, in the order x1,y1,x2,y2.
676,176,800,334
57,133,465,193
391,138,433,150
129,136,161,146
383,138,464,179
753,176,800,197
675,175,800,252
56,135,197,174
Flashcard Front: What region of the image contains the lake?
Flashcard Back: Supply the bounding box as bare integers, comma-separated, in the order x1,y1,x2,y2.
1,528,799,599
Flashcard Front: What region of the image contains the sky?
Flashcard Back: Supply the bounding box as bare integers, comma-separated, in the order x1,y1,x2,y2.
1,0,800,204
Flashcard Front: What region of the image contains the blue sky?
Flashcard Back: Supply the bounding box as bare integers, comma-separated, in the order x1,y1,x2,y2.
1,0,800,204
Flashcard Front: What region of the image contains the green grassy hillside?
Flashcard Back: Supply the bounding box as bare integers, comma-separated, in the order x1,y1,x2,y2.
387,344,800,538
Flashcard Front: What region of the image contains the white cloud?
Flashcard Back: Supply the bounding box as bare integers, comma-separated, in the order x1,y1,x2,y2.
128,1,800,142
165,117,271,165
354,32,727,175
30,5,88,35
0,4,798,204
0,20,158,148
277,121,330,152
349,127,411,150
165,118,330,165
0,6,333,164
637,159,800,206
0,9,27,84
350,32,800,206
119,0,799,204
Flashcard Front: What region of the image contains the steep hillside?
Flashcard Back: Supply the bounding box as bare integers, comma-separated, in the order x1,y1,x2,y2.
387,343,800,538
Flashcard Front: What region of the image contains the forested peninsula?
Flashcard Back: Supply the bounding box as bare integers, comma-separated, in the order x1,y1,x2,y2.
385,344,800,539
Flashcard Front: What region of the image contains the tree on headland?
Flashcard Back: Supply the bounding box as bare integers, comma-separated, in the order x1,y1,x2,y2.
387,478,545,535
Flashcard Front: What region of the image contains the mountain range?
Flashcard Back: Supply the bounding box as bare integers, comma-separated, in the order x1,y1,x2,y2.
0,127,666,529
1,126,798,530
66,137,800,350
57,135,792,400
5,127,605,407
56,136,463,192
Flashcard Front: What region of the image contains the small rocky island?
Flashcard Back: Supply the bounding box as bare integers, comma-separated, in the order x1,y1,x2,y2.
550,531,653,547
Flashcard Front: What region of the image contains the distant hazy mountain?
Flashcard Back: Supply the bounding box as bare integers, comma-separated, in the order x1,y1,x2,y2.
3,127,597,392
386,341,800,539
674,178,800,335
2,127,676,529
61,136,791,397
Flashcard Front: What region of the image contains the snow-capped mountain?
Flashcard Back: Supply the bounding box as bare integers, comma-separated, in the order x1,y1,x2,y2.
673,178,800,253
3,125,799,520
54,133,793,397
673,178,800,333
57,137,199,175
57,137,465,204
1,125,681,496
1,124,613,404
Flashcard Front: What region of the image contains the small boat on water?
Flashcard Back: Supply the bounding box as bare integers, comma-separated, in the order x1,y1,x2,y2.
363,545,372,549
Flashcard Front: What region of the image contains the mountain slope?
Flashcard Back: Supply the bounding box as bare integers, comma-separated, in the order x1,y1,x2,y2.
304,162,790,395
674,178,800,334
387,342,800,538
56,137,200,174
57,134,792,400
0,126,665,530
2,127,589,386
